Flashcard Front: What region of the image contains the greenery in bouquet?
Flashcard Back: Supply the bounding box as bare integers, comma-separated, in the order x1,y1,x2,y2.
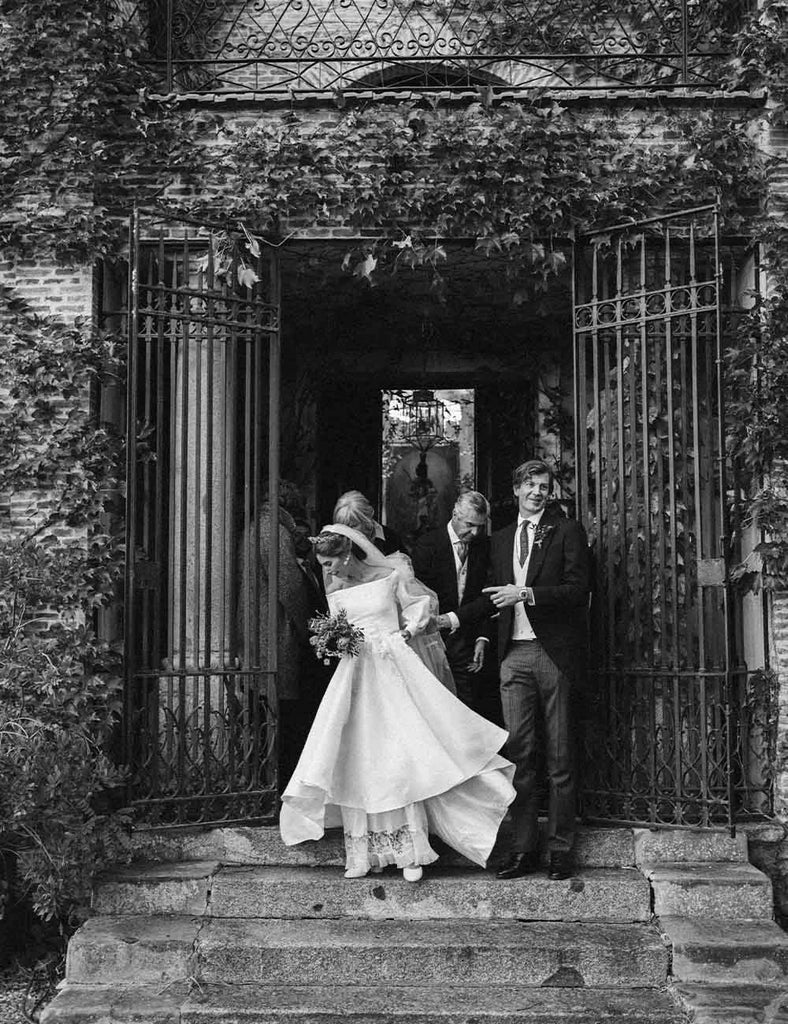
308,610,365,665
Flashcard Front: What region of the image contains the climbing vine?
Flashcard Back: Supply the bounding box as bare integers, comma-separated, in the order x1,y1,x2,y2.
2,6,788,939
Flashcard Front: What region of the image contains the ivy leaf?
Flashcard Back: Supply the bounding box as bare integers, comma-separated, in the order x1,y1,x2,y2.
353,254,377,283
237,265,260,289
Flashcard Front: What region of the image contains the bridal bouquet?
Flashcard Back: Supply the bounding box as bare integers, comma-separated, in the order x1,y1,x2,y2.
308,609,365,665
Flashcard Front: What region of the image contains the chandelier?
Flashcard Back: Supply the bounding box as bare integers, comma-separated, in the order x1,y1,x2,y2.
403,389,446,453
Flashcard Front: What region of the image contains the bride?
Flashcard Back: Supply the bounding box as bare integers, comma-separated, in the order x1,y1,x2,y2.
279,523,516,881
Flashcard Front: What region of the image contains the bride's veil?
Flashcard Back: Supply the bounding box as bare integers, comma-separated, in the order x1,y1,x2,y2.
319,523,440,619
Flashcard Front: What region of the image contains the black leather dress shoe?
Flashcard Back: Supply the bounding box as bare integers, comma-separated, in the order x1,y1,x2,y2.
495,852,540,880
548,853,574,880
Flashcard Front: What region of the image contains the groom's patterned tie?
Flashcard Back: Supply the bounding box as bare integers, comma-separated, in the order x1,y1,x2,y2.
518,521,530,568
456,540,468,566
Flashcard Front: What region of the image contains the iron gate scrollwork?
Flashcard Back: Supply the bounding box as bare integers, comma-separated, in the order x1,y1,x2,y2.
137,0,742,96
123,209,282,827
573,205,744,830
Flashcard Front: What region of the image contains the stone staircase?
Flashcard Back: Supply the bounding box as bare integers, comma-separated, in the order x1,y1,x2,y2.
637,829,788,1023
40,824,786,1023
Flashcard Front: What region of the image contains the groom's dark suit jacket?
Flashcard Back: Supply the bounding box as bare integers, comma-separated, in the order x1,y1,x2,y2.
411,527,490,631
488,506,590,681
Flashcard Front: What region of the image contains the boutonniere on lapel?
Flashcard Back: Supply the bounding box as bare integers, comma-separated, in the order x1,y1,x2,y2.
532,524,554,550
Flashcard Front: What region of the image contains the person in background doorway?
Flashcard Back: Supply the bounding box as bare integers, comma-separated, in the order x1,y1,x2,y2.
411,491,491,710
333,490,405,556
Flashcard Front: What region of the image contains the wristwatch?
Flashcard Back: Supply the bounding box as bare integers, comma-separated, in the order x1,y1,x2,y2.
518,587,530,603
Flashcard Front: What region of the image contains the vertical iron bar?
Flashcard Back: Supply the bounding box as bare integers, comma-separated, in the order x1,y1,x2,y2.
268,253,282,793
154,234,167,675
712,208,736,836
681,0,689,85
204,252,215,670
123,210,140,779
167,246,178,776
166,0,174,93
223,260,238,791
689,221,709,822
614,237,628,659
639,235,654,665
242,263,255,786
572,234,587,525
176,240,189,805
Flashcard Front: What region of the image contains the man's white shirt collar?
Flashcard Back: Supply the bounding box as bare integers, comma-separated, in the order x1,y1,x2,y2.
517,508,546,529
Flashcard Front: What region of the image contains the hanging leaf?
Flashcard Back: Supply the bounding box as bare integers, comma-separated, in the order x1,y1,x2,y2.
237,265,260,289
353,254,377,283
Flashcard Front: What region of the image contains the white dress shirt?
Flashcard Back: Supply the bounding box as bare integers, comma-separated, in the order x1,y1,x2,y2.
511,509,544,640
445,521,468,633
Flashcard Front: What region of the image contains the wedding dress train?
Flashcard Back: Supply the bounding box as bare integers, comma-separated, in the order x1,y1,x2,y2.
280,570,515,874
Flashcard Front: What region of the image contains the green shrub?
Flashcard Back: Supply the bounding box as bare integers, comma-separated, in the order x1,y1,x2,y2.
0,288,129,930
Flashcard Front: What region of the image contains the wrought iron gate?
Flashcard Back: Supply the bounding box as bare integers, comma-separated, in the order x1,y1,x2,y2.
573,205,743,829
123,210,282,826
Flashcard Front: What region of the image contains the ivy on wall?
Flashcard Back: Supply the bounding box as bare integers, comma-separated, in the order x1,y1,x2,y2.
3,0,788,931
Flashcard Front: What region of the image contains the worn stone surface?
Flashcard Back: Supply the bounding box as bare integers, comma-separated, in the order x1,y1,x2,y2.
93,862,220,916
65,917,202,986
180,983,688,1023
673,983,788,1024
662,916,788,984
633,828,747,865
207,865,651,922
196,918,668,988
130,825,636,869
642,862,774,919
42,987,186,1024
41,985,193,1024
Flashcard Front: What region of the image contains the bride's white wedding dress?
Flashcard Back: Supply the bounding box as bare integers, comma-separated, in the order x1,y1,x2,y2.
280,569,516,874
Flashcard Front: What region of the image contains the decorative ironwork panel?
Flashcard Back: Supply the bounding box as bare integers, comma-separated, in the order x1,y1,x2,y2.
573,205,741,828
135,0,742,95
121,211,282,827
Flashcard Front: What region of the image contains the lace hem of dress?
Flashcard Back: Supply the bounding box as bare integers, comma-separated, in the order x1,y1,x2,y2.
344,824,438,872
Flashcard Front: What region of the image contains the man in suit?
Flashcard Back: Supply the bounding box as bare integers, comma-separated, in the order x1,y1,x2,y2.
483,459,589,881
411,491,491,709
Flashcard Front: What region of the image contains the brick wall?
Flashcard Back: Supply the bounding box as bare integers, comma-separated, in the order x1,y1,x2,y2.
746,591,788,925
2,261,94,321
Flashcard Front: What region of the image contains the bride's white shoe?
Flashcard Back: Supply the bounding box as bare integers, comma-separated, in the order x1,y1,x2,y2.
344,866,369,879
402,865,423,882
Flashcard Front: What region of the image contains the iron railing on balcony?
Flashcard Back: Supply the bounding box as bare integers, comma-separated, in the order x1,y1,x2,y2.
134,0,747,96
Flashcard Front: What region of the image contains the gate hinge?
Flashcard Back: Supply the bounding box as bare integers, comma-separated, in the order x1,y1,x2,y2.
697,558,726,587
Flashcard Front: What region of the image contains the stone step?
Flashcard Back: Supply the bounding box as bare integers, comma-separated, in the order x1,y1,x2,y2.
633,828,748,865
662,917,788,984
642,861,774,920
65,916,668,989
96,865,652,921
672,983,788,1023
42,983,688,1024
65,916,200,988
93,860,221,916
130,824,636,869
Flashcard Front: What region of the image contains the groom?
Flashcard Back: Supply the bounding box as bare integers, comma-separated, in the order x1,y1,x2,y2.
483,459,590,881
